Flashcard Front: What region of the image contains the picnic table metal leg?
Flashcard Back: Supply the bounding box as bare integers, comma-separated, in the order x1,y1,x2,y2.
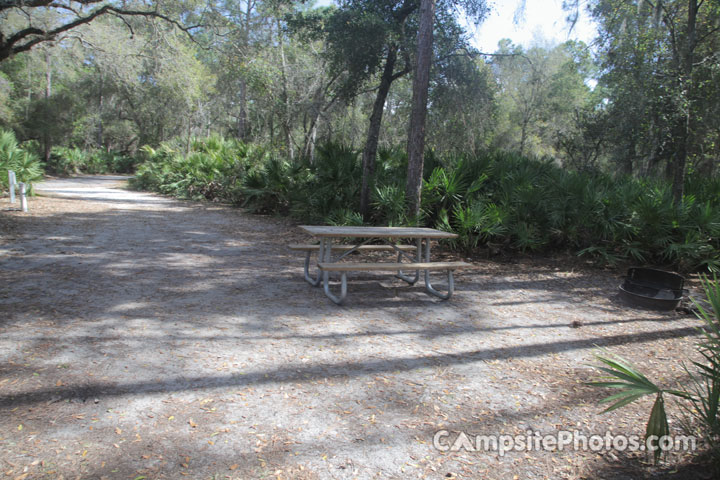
423,238,455,300
323,271,347,305
395,238,421,285
320,237,347,304
304,238,334,287
303,250,322,286
302,239,328,287
425,270,455,300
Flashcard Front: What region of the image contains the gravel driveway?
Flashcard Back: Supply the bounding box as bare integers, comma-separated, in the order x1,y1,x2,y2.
0,176,705,479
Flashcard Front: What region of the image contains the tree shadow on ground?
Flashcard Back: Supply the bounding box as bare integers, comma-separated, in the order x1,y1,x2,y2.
0,185,704,479
0,324,700,408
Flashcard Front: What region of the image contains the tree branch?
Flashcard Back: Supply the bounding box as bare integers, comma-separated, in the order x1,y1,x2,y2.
446,47,533,66
110,11,136,38
390,66,410,81
0,0,104,12
698,24,720,44
1,3,202,61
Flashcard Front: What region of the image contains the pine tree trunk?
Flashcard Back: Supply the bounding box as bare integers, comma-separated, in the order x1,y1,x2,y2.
405,0,436,220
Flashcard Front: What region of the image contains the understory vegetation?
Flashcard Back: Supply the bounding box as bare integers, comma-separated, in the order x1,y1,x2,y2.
0,129,43,193
129,136,720,273
2,2,718,277
590,275,720,464
45,146,138,176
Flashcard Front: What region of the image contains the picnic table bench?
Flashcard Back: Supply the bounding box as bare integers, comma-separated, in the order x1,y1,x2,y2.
291,226,469,304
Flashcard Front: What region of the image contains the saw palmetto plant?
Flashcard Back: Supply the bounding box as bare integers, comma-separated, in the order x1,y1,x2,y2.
589,275,720,463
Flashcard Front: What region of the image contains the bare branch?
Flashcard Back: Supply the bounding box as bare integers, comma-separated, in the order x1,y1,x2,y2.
1,2,201,61
444,47,534,66
0,1,103,11
390,66,410,82
63,32,106,53
15,5,32,20
1,0,104,7
110,11,135,39
698,24,720,44
47,3,80,15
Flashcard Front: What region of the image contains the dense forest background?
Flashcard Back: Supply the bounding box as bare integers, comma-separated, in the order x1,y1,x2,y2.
1,0,719,270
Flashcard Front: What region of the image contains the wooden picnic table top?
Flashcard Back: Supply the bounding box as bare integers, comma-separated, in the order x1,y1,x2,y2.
299,225,458,239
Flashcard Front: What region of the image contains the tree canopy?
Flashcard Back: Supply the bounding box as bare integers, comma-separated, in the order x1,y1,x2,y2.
0,0,717,211
0,1,204,62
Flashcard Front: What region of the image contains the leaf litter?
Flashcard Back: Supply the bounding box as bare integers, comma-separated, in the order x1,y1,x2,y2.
0,176,707,479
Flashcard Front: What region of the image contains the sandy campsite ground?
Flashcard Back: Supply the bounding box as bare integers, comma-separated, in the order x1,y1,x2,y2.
0,176,710,479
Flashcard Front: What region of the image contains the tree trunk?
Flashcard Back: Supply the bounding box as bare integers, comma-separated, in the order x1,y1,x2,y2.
43,48,52,164
302,87,324,163
25,68,31,120
277,20,294,161
237,78,248,140
302,72,340,163
236,0,253,141
671,0,698,204
519,116,529,157
405,0,436,220
303,114,319,162
620,154,633,176
185,119,192,156
97,72,104,149
359,45,398,218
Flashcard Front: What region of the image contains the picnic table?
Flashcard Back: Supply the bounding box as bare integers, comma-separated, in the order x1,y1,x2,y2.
290,225,469,304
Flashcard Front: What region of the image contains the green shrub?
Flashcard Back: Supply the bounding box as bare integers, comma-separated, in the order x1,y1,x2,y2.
128,137,719,271
130,138,248,203
588,275,720,464
372,184,407,226
287,142,361,221
49,147,138,175
240,156,298,213
326,208,364,227
0,129,44,194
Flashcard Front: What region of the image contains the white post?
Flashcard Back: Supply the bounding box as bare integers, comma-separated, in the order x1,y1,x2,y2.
8,170,16,203
19,182,28,212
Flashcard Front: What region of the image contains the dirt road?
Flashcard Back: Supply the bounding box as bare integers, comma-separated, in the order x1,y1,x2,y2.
0,176,704,479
